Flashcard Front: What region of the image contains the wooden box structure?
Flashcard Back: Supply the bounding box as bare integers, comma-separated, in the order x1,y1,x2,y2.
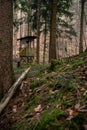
17,36,37,64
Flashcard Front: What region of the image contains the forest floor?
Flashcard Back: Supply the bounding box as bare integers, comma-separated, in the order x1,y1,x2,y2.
0,51,87,130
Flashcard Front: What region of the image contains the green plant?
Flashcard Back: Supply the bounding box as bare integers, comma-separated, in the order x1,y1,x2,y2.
25,95,40,110
31,108,64,130
68,81,77,91
84,92,87,100
30,77,47,89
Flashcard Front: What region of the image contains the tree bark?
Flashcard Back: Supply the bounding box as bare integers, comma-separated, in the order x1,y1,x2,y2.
49,0,57,62
0,0,13,94
79,0,85,53
43,19,47,64
36,0,40,63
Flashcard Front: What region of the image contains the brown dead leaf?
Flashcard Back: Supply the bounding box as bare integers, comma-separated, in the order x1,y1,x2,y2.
66,116,73,121
72,110,78,116
75,103,80,110
13,105,17,113
67,108,73,116
56,104,61,108
36,78,40,81
29,89,32,92
81,87,85,92
63,96,66,100
49,89,53,93
34,104,42,112
66,108,78,120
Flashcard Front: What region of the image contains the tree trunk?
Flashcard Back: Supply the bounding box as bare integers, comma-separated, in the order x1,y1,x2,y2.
79,0,85,53
43,19,47,64
36,0,40,63
0,0,13,95
49,0,57,62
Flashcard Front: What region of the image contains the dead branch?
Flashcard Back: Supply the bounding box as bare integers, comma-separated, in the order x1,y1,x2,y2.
77,105,87,113
0,67,31,114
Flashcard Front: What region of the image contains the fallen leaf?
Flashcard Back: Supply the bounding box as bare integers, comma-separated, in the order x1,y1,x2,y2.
13,105,17,113
49,89,53,93
75,103,80,110
66,108,73,116
29,89,32,92
34,104,42,112
66,108,78,120
66,116,73,121
81,87,85,92
56,104,61,108
63,96,66,100
36,78,40,81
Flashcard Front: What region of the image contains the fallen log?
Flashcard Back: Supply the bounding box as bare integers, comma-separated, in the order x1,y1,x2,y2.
0,67,31,114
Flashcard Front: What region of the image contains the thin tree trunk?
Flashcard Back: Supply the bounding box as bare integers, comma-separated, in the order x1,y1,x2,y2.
43,19,47,64
20,9,22,49
79,0,85,53
36,0,40,63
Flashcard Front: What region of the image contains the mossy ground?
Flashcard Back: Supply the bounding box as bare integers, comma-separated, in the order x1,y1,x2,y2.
0,51,87,130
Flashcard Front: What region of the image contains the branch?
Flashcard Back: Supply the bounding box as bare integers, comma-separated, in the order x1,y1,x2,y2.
0,67,31,114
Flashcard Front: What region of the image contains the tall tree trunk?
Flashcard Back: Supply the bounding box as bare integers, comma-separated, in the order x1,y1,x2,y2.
43,19,47,64
36,0,40,63
79,0,85,53
20,9,22,49
0,0,13,95
49,0,57,62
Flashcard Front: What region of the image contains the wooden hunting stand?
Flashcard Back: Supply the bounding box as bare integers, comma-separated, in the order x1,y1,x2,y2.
17,36,37,66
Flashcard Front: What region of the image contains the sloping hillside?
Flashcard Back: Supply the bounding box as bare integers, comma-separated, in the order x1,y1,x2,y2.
0,51,87,130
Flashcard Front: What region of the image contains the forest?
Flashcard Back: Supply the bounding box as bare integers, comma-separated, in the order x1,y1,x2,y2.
0,0,87,129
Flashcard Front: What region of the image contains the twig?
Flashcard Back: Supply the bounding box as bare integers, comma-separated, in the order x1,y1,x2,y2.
77,105,87,113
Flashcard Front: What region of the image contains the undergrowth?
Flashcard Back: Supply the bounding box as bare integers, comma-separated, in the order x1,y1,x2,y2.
10,51,87,130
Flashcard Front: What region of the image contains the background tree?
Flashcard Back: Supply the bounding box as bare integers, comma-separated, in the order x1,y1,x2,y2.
13,0,76,62
79,0,85,53
36,0,41,63
49,0,57,62
0,0,13,95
